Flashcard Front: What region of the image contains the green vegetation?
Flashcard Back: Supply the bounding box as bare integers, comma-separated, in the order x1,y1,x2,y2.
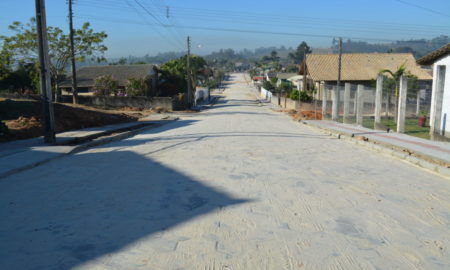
93,75,118,96
347,117,431,139
0,18,107,102
125,77,147,96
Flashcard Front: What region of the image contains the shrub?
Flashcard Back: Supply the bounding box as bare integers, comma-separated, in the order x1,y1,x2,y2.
262,80,274,90
125,77,146,96
289,89,312,102
93,75,119,96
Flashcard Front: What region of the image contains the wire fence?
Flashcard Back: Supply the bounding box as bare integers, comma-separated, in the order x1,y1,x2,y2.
314,77,432,139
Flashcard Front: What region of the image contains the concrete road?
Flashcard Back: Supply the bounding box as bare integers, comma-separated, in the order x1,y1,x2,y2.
1,73,450,269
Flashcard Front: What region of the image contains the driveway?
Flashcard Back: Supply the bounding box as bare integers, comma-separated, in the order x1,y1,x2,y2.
1,73,449,269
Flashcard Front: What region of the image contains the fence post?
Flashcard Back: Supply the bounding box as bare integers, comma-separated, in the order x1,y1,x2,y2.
416,90,421,116
356,84,364,125
332,85,339,121
322,84,328,119
374,75,383,129
397,76,408,133
343,83,351,123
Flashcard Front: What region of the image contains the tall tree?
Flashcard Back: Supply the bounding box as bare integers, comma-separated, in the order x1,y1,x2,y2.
289,41,311,64
0,18,107,101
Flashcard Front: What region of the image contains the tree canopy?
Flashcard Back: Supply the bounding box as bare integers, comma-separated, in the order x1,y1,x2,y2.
0,18,107,96
289,42,311,64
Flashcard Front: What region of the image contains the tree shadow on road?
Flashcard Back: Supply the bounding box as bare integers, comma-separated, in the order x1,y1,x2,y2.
0,149,249,269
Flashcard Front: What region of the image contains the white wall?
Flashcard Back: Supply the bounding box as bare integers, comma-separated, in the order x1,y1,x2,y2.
260,87,272,101
431,55,450,136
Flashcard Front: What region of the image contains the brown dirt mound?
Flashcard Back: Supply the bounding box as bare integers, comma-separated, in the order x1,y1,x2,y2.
288,110,322,121
0,99,139,142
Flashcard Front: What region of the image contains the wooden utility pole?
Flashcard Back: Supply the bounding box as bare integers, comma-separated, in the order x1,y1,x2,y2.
302,52,307,91
186,36,192,107
35,0,56,144
68,0,78,104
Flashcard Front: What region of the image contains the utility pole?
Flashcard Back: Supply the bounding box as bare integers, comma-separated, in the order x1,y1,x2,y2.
68,0,78,104
333,37,343,121
35,0,56,144
302,51,307,92
186,36,192,107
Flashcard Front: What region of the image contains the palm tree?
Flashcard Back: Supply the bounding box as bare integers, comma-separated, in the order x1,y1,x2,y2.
379,63,407,121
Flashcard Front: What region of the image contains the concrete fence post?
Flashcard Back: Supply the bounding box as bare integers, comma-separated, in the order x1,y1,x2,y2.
343,83,351,123
356,84,364,126
416,90,421,116
397,76,408,133
374,75,383,129
332,85,339,121
322,84,328,119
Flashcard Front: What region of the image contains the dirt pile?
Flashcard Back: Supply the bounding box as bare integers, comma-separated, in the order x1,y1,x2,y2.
287,110,322,121
0,99,139,142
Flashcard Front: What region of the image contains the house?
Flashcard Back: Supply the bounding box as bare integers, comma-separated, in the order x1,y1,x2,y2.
60,64,157,96
417,43,450,137
275,73,298,87
300,53,432,98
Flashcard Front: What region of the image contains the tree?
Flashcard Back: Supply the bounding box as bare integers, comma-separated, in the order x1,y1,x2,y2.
93,75,118,96
159,54,207,98
379,63,407,121
289,42,311,64
0,18,107,102
125,77,147,96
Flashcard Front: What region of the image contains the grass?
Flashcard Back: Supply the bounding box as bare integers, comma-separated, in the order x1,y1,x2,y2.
330,114,431,140
362,117,430,139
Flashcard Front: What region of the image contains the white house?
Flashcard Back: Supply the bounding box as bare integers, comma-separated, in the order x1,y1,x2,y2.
418,43,450,138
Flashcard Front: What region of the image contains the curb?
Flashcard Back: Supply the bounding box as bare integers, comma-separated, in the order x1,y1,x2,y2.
0,119,177,180
300,120,450,179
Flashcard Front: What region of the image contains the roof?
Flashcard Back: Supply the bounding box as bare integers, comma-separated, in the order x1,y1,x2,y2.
301,53,432,82
60,64,156,88
417,43,450,65
276,73,298,80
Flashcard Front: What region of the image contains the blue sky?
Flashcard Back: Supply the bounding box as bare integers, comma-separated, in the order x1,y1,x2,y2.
1,0,450,58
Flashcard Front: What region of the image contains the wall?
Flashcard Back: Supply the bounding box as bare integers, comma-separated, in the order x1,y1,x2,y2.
195,87,209,105
260,87,272,101
65,96,174,110
432,55,450,136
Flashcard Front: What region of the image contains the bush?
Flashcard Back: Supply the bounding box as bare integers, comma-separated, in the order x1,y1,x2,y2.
289,89,312,102
93,75,119,96
125,77,146,96
262,80,274,90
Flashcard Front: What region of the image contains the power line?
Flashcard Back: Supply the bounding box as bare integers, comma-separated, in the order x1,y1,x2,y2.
394,0,450,18
75,14,450,46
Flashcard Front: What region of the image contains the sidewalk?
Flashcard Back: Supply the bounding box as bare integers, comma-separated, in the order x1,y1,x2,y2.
0,116,176,179
302,120,450,177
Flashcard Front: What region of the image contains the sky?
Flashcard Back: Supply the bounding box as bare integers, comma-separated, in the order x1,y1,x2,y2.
1,0,450,58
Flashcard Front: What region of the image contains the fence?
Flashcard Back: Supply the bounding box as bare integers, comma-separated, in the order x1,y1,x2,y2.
318,75,433,139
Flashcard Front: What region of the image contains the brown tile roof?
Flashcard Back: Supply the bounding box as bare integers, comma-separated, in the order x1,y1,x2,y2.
417,43,450,65
302,53,432,82
60,64,156,88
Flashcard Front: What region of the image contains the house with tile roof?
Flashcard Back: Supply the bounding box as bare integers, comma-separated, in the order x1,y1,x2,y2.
417,43,450,137
59,64,157,96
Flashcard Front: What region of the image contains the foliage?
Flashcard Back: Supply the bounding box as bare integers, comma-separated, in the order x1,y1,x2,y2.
277,81,292,93
0,18,107,95
159,54,207,96
93,75,119,96
0,62,39,93
262,80,274,90
289,41,311,64
125,77,146,96
288,89,312,102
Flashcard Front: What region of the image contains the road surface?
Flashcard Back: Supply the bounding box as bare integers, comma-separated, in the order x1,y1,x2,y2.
1,73,450,269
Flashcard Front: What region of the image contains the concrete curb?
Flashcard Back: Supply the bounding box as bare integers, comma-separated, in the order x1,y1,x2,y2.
0,119,177,180
300,120,450,179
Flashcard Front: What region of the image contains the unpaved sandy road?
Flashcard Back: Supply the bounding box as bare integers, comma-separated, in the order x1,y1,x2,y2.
1,73,450,269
